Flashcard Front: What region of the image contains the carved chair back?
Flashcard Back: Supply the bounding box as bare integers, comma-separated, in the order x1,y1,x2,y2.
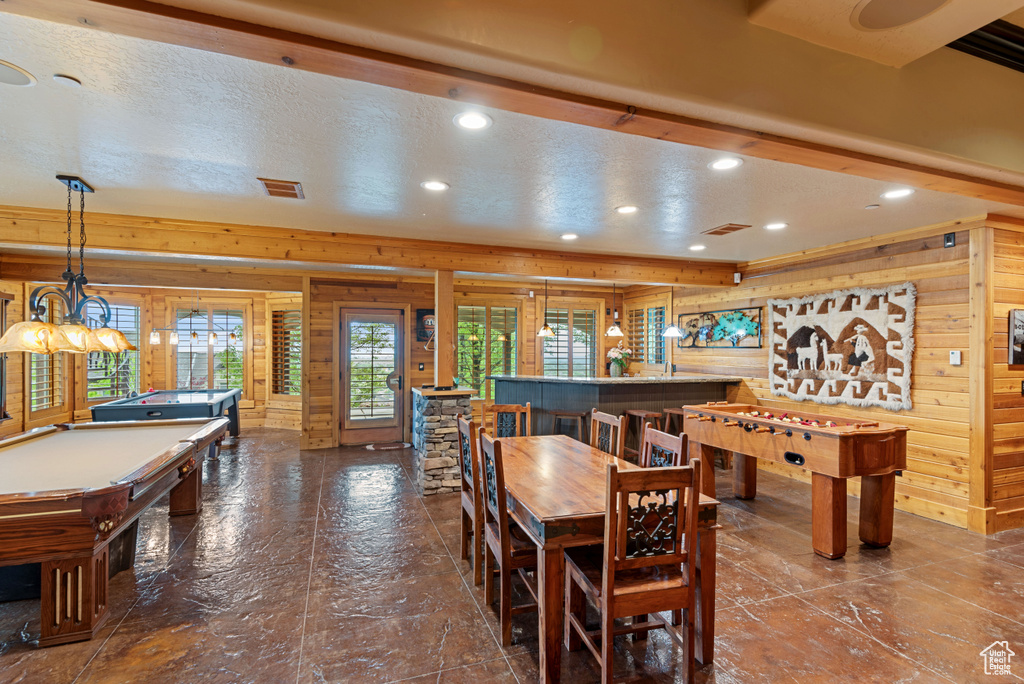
457,416,482,496
484,403,532,438
639,427,688,469
479,432,512,535
590,409,626,458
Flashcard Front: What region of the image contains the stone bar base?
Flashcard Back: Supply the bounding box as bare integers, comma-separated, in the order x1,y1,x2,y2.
412,388,475,495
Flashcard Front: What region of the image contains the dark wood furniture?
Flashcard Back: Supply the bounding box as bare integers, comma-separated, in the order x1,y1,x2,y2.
489,375,741,436
91,388,242,438
663,406,687,435
639,426,687,469
496,435,720,684
479,432,539,645
483,402,532,437
624,409,662,460
683,402,908,559
550,409,586,442
0,418,228,646
589,409,626,458
565,461,701,684
457,417,485,586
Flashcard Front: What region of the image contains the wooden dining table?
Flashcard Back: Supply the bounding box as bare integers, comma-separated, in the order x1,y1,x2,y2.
497,434,720,684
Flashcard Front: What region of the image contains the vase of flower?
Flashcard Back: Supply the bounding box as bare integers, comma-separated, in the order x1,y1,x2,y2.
606,341,632,378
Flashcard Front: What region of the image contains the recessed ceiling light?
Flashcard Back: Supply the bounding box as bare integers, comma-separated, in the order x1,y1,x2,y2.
420,180,449,191
615,205,638,214
881,188,914,199
764,222,788,230
709,157,743,171
561,233,578,241
689,244,706,251
0,60,36,87
865,204,880,210
453,111,492,130
53,74,82,88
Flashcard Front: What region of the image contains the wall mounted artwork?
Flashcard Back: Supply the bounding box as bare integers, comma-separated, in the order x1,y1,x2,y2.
415,309,435,342
1009,309,1024,367
676,307,761,348
768,283,916,411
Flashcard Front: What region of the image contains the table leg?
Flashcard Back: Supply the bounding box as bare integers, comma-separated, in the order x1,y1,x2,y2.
859,473,896,547
39,545,110,646
733,454,757,500
697,443,717,497
538,546,564,684
227,401,241,437
169,461,203,516
811,473,847,559
695,524,717,665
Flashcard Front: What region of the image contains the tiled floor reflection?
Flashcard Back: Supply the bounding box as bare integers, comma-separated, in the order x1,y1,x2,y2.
2,428,1023,682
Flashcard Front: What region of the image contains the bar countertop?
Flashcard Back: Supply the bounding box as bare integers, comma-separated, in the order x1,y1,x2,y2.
486,374,742,385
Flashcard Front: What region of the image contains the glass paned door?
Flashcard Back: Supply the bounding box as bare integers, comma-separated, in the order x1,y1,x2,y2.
341,309,404,443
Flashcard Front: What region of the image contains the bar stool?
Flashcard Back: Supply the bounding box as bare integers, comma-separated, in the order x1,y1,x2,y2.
663,407,687,435
550,410,587,442
624,409,662,460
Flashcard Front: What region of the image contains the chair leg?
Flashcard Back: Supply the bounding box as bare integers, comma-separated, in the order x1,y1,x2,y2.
672,608,682,626
484,544,495,606
565,571,584,652
632,614,649,641
460,509,471,561
684,606,695,684
600,610,615,684
500,562,513,646
472,516,484,587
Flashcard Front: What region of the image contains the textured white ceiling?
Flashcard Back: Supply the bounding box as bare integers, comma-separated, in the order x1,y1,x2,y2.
0,12,1019,266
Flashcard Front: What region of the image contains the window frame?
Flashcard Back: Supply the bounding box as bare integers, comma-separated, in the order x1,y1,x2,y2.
75,294,146,407
0,292,12,422
455,296,524,402
535,296,606,378
267,297,303,405
165,296,254,401
623,291,673,374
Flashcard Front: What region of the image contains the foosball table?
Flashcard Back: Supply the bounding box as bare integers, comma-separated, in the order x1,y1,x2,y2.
682,402,908,559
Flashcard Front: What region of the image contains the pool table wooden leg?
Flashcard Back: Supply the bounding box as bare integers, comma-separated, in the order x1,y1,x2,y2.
859,473,896,547
39,546,110,647
169,461,203,516
811,473,847,559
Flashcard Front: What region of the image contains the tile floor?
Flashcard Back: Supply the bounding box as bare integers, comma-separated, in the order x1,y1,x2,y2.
1,428,1023,683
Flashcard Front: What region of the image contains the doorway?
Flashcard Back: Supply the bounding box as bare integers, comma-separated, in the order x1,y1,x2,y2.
339,308,405,445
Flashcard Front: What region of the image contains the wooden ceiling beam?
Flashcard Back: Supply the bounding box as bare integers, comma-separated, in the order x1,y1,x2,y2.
5,0,1024,207
0,207,735,287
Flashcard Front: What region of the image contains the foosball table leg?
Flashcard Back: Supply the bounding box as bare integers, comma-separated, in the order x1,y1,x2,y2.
733,454,758,500
697,443,717,497
812,474,848,559
858,473,896,547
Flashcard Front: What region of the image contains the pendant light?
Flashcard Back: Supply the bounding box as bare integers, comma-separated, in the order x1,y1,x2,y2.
662,287,684,337
605,283,624,337
536,279,555,337
0,176,136,355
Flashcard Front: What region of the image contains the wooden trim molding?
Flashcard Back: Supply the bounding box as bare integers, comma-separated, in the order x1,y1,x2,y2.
5,0,1024,207
968,225,996,534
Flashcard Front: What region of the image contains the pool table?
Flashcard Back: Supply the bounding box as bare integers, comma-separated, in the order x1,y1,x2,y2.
91,388,242,437
0,418,228,646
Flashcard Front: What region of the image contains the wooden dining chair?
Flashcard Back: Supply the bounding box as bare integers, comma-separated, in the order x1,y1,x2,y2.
590,409,626,458
639,426,688,469
478,431,539,645
483,402,531,437
457,416,485,586
564,459,702,684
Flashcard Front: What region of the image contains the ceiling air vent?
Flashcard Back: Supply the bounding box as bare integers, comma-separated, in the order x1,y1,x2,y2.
258,178,305,199
702,223,751,236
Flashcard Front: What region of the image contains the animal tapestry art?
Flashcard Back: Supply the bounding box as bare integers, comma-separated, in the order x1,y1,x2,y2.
768,283,916,411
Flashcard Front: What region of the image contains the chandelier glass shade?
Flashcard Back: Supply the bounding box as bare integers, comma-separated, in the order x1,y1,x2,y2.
0,176,136,355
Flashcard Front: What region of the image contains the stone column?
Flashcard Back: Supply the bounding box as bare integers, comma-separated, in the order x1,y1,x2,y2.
412,388,475,495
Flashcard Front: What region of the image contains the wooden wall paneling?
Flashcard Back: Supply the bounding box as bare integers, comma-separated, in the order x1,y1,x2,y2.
434,270,455,387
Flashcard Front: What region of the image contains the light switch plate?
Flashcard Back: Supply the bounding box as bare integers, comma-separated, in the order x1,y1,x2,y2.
949,350,962,366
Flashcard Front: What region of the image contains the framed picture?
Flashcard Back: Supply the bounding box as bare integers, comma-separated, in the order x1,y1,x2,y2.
416,309,435,342
1009,310,1024,366
677,307,761,349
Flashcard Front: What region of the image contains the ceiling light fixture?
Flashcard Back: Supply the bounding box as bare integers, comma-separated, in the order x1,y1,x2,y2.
606,283,624,337
420,180,449,192
615,205,638,215
0,60,36,87
881,188,914,199
865,204,881,210
536,280,555,337
0,176,135,355
764,222,788,230
53,74,82,88
453,111,492,130
561,233,578,241
689,244,706,251
709,158,743,170
150,290,238,347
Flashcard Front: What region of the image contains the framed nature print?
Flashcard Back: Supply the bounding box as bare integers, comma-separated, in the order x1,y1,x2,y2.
677,307,761,349
1010,309,1024,366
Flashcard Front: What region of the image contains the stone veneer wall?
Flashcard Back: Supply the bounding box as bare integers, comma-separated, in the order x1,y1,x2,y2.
412,392,473,495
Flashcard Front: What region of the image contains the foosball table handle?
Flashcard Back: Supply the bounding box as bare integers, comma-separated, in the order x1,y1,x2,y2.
756,427,771,433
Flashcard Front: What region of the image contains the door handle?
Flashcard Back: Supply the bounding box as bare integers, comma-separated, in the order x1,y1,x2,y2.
386,371,402,391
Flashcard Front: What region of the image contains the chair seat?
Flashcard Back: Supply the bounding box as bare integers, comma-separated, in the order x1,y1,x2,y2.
564,546,688,599
486,521,538,567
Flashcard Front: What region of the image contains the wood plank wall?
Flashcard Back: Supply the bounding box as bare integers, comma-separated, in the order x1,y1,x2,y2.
672,221,979,529
991,226,1024,531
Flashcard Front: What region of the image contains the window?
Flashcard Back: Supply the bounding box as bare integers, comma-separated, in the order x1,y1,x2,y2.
457,303,518,401
625,292,671,370
271,308,302,396
173,305,246,393
30,295,64,412
84,303,141,401
542,307,598,378
0,294,11,421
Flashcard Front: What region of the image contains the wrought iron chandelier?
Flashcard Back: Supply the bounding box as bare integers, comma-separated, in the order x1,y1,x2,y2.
0,175,136,355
